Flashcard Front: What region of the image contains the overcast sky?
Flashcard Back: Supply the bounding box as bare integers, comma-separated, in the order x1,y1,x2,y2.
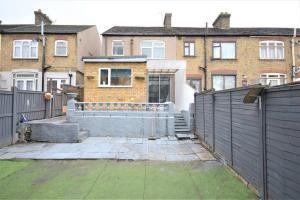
0,0,299,34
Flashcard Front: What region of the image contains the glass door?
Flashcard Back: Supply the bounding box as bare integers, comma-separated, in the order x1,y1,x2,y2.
149,75,171,103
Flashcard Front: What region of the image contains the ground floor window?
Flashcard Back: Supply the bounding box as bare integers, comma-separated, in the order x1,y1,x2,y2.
212,75,236,91
47,78,68,91
13,72,38,91
99,68,132,87
187,79,201,93
149,74,171,103
260,73,286,86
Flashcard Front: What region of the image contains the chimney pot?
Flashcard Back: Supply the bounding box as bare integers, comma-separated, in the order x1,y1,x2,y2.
34,9,52,25
163,13,172,29
213,12,231,29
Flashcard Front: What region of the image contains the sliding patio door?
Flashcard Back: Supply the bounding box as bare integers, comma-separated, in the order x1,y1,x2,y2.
149,74,173,103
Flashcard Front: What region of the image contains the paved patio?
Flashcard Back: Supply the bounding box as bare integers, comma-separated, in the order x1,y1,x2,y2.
0,137,215,161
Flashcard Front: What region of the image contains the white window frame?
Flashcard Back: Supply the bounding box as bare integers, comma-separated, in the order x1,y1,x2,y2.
98,68,132,88
13,72,38,91
55,40,68,56
140,40,165,59
47,78,68,91
259,41,284,59
13,40,38,59
212,42,236,59
184,42,195,56
112,40,124,56
260,73,286,86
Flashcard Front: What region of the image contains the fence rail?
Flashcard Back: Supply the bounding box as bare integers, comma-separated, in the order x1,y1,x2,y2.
0,87,65,148
194,84,300,199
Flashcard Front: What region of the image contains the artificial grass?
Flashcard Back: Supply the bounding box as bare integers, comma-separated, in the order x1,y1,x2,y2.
0,160,256,199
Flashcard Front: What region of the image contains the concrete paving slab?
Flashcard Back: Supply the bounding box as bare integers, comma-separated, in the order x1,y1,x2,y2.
0,137,215,161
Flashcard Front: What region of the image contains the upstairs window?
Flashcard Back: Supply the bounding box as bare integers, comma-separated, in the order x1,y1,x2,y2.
184,42,195,56
141,41,165,59
13,40,38,59
99,68,132,87
112,40,124,56
213,42,236,59
259,41,284,59
260,73,286,86
55,40,68,56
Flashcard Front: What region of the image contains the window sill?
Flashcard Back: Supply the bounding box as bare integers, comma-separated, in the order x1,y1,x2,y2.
184,56,197,58
54,55,68,57
98,85,133,88
12,57,38,60
211,58,237,61
259,59,285,61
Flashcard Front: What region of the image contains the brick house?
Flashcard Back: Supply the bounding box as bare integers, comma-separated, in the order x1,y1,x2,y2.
102,12,300,95
0,10,101,91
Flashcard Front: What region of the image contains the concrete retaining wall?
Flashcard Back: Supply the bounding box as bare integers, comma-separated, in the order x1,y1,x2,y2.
67,99,175,138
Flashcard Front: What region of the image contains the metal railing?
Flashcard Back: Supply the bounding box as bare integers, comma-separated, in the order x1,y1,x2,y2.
74,102,170,112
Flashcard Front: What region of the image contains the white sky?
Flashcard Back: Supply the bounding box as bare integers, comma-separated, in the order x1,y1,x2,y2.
0,0,300,34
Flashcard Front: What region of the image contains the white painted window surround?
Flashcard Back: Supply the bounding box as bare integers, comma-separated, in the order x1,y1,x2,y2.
140,41,165,59
260,73,286,86
99,68,132,87
13,72,38,91
259,41,284,59
13,40,38,59
55,40,68,56
112,40,124,56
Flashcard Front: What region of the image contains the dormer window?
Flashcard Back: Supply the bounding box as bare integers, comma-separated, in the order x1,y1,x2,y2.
259,41,284,59
55,40,68,56
112,40,124,56
13,40,38,59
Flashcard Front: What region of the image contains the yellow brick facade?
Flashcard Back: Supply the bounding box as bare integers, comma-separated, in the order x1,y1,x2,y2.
84,62,147,102
176,36,299,90
0,34,77,72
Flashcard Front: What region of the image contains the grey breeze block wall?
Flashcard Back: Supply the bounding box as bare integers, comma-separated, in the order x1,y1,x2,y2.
194,84,300,200
67,100,175,138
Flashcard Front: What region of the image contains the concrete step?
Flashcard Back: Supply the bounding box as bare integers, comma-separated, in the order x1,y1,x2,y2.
175,128,190,132
175,123,187,126
78,130,89,143
176,133,198,140
175,125,189,129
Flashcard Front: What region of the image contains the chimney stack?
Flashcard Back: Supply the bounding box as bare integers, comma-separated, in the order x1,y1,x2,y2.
213,12,231,29
163,13,172,29
34,9,52,25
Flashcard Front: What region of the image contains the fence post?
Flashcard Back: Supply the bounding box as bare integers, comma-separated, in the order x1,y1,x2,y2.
229,91,233,166
259,91,268,200
212,93,215,152
11,87,17,144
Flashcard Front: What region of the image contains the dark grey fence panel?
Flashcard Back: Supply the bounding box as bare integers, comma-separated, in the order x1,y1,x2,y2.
194,84,300,199
52,94,63,117
0,91,13,147
203,94,213,149
265,86,300,199
17,90,46,121
0,88,65,148
231,89,260,190
195,95,205,140
214,92,231,163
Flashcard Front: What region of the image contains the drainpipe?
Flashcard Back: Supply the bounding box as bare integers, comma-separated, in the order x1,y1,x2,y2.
130,38,134,56
291,28,296,82
41,21,46,92
203,22,208,91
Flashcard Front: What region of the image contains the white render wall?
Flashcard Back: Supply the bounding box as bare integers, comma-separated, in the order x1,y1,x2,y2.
147,60,195,112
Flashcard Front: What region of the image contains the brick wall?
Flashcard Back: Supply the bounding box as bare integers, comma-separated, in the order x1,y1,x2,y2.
84,62,147,102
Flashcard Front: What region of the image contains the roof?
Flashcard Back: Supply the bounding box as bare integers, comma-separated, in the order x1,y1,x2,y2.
0,24,94,34
102,26,300,37
82,55,147,63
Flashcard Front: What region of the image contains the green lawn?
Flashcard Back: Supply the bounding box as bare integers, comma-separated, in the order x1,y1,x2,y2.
0,160,256,199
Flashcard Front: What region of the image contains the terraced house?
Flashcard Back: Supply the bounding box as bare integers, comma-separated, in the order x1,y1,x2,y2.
0,10,100,91
102,12,300,97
